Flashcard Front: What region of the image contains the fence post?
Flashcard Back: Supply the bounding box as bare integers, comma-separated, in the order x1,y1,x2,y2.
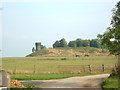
33,65,36,74
115,64,118,73
102,64,104,72
88,65,92,73
83,66,85,73
0,70,10,88
13,66,16,74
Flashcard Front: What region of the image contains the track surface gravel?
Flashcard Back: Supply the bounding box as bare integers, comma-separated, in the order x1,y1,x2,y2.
20,74,109,88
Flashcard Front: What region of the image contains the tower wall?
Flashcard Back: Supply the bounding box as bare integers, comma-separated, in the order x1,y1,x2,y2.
35,42,41,51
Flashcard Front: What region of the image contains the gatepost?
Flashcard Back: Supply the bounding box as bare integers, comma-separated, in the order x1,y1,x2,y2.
0,70,10,89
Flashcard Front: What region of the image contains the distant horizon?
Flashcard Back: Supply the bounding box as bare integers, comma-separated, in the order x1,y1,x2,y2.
1,36,104,58
1,1,119,57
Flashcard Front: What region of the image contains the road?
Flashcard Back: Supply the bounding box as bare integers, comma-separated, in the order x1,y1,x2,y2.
20,74,109,89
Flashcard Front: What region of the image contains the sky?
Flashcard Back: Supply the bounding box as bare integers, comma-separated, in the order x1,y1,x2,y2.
0,0,119,57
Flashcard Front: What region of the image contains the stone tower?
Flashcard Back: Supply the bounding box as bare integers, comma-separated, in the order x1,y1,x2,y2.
35,42,41,51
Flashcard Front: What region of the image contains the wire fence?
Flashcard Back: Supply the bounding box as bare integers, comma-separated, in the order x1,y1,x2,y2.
5,64,118,74
57,64,117,73
58,64,116,73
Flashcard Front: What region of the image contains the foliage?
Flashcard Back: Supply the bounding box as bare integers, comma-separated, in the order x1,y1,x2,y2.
97,1,120,55
40,45,46,49
68,41,77,47
100,2,120,89
53,38,67,48
53,41,60,48
32,47,35,53
53,38,102,48
90,39,100,48
61,58,67,60
59,38,68,47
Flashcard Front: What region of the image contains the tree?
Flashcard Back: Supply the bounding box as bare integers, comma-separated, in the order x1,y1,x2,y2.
32,47,35,53
76,39,83,47
53,38,67,48
82,40,89,47
97,1,120,55
68,41,77,47
90,39,100,48
59,38,67,47
41,45,46,49
53,41,60,48
98,1,120,81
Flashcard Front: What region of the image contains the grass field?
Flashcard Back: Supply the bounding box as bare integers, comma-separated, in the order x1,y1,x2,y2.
2,56,118,74
11,73,97,80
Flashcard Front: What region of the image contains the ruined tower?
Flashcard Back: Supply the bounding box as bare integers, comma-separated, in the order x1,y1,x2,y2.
35,42,41,51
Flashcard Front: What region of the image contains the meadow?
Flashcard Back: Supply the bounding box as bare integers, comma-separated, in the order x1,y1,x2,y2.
2,56,118,74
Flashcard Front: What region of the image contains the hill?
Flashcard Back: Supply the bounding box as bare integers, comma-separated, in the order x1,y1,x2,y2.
26,47,109,57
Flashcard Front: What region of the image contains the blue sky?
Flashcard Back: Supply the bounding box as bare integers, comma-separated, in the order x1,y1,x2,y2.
1,1,118,57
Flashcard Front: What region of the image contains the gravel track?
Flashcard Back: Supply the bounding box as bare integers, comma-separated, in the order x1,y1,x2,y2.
20,74,109,88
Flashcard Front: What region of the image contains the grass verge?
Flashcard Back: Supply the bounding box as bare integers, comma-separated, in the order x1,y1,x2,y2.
102,76,119,88
11,73,96,80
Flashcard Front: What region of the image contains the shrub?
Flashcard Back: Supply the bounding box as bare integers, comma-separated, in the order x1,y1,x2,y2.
61,58,67,60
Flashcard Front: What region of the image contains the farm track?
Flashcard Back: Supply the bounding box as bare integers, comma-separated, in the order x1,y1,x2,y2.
20,74,109,89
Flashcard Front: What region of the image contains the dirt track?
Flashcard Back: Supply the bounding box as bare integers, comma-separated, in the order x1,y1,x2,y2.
20,74,109,88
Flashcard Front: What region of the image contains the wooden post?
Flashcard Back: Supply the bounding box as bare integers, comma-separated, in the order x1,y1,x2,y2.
0,70,10,88
115,64,117,69
115,63,118,73
13,66,16,74
33,65,36,74
83,66,85,73
88,65,92,73
102,64,104,72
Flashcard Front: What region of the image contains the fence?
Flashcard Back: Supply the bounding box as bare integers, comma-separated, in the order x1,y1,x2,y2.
57,64,117,73
6,64,117,74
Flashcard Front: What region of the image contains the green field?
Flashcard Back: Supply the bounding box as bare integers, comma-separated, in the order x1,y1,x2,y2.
2,56,118,74
11,73,97,80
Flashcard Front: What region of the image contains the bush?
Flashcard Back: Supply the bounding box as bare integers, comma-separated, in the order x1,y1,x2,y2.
61,58,67,60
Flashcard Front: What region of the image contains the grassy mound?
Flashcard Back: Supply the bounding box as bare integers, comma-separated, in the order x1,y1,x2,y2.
27,47,109,57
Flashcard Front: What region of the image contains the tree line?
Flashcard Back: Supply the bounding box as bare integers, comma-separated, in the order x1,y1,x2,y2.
53,38,103,48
